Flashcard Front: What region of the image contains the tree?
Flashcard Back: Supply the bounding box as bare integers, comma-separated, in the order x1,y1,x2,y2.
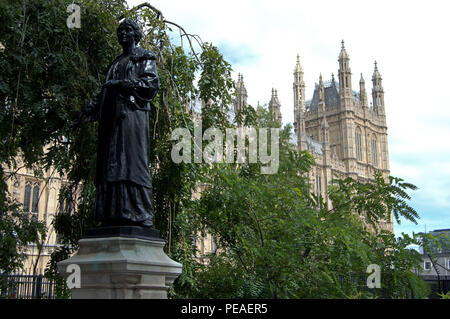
170,106,429,299
0,0,233,296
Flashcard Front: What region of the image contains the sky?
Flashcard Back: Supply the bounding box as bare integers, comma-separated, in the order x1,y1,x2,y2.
128,0,450,238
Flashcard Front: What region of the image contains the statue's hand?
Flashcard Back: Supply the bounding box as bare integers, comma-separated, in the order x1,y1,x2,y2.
82,97,97,116
103,80,134,94
120,79,134,92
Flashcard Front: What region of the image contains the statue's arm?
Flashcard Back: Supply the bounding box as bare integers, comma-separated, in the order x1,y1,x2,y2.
70,92,101,128
82,93,101,121
130,56,159,102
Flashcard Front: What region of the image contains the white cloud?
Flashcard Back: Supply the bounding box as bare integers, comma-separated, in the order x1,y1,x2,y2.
128,0,450,230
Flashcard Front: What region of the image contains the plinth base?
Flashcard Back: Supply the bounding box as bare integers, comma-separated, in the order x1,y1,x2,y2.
57,234,182,299
83,225,161,240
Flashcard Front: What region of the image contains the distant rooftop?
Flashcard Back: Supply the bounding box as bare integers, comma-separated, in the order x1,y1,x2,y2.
306,79,360,111
306,135,323,155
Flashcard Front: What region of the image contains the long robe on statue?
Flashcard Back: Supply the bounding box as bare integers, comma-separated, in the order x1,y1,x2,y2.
92,47,159,227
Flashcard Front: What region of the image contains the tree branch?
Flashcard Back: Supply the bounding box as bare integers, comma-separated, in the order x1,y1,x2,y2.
128,2,164,20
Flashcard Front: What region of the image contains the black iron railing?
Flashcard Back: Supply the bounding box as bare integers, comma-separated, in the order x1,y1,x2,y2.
1,270,55,299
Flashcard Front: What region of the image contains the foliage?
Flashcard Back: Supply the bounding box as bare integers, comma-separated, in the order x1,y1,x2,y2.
0,198,46,294
439,292,450,299
0,0,124,281
0,0,233,292
169,106,428,299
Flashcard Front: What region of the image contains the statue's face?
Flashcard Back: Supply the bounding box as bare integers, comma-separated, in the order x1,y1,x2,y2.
117,24,135,46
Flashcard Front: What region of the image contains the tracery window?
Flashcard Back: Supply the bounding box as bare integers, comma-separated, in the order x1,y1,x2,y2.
23,184,31,212
355,128,362,161
315,175,322,196
31,185,40,213
372,137,378,167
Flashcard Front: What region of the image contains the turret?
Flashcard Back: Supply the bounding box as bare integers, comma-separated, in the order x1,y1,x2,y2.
318,74,325,113
234,73,247,113
293,54,307,150
338,40,353,109
359,73,368,108
371,61,385,115
269,88,282,123
293,54,306,112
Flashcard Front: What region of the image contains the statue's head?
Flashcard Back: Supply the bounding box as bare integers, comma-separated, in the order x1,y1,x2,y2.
117,19,142,46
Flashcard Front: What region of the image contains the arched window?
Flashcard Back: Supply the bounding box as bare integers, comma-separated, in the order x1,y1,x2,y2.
32,185,40,213
355,128,362,161
372,137,378,167
23,184,31,212
315,175,322,196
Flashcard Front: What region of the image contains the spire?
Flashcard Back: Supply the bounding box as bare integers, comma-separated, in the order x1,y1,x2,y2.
372,61,382,81
371,61,384,113
294,54,303,74
359,73,368,108
293,55,306,150
318,73,324,101
338,40,353,108
234,72,247,114
339,40,349,60
318,73,325,113
269,88,282,123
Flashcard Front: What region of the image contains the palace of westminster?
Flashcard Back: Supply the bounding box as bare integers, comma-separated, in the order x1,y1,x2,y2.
4,41,392,271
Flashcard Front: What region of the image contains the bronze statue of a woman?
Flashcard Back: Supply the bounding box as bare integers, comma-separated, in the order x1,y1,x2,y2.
82,19,159,228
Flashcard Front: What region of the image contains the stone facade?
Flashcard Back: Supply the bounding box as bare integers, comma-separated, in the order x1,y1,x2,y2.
3,155,72,273
295,42,391,231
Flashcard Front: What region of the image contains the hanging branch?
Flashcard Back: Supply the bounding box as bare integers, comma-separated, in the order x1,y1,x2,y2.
127,2,164,20
128,2,203,63
163,20,203,64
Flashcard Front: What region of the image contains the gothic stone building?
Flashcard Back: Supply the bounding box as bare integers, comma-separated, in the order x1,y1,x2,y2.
236,41,393,232
3,158,71,273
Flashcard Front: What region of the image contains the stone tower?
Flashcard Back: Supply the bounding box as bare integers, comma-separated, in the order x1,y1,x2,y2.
268,88,282,123
293,41,392,231
293,54,307,150
234,73,248,113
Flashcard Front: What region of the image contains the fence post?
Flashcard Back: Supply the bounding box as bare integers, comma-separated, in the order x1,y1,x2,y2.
35,274,43,299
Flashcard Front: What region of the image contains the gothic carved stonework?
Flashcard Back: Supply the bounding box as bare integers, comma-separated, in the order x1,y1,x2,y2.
293,42,391,232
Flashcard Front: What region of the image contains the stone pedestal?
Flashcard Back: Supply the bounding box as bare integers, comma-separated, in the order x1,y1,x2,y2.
57,227,182,299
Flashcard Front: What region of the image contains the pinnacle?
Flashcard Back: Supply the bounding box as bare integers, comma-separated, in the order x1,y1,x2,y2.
339,40,349,60
372,61,382,80
294,54,303,73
